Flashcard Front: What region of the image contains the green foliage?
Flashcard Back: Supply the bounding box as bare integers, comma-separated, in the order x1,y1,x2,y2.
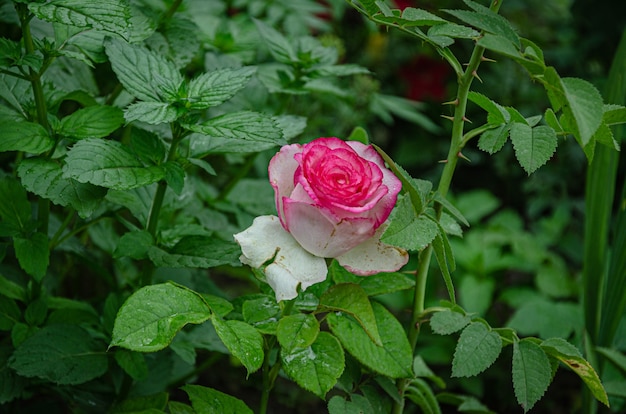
0,0,618,412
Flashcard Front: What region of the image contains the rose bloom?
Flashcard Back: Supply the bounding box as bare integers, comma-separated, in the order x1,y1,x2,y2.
235,137,408,301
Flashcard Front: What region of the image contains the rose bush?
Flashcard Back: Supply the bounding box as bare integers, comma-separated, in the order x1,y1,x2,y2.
235,137,408,300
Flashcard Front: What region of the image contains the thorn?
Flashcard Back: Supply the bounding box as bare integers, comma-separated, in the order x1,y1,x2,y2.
481,55,497,63
438,159,449,164
457,152,471,162
471,70,483,83
440,115,455,122
442,98,459,106
462,116,472,123
463,62,470,66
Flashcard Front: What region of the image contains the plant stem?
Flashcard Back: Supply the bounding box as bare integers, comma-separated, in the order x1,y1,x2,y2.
161,0,184,23
141,125,184,285
392,2,502,411
259,299,296,414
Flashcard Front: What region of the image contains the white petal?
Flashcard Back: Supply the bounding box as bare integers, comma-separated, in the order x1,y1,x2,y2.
336,224,409,276
234,215,328,301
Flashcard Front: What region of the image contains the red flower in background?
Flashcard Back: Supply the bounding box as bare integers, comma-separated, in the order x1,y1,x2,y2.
399,55,450,102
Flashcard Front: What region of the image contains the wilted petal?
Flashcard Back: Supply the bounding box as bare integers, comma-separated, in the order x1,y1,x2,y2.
234,215,328,301
336,224,409,275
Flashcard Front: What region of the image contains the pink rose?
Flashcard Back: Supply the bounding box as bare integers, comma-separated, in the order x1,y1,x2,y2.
270,137,404,268
234,137,408,301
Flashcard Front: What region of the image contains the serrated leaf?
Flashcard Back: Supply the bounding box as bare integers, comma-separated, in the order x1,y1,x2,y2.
452,322,502,377
29,0,131,40
9,324,108,384
147,236,240,268
401,8,447,25
13,232,49,282
430,309,471,335
512,339,552,412
428,23,479,40
242,296,280,334
18,158,107,218
105,37,182,102
328,301,412,378
542,338,609,407
544,108,563,133
110,282,211,352
124,101,180,124
320,283,381,346
253,19,297,63
211,316,263,374
382,196,439,251
63,138,164,190
510,124,558,174
444,5,519,47
274,114,306,141
185,111,284,145
183,384,253,414
281,332,345,398
163,161,185,195
277,313,320,352
187,67,256,109
59,105,124,139
602,103,626,126
476,33,522,59
0,121,53,154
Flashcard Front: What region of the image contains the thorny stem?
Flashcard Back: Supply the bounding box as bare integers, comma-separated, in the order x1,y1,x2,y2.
392,2,503,413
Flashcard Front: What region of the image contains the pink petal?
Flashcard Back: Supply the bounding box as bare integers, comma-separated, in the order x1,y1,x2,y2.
283,198,376,257
268,144,302,229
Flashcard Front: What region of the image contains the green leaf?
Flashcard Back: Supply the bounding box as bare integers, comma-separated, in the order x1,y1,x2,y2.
0,274,27,302
405,377,441,414
281,332,345,398
512,339,552,412
277,313,320,352
18,158,107,218
9,324,108,385
452,322,502,377
510,124,558,174
147,236,240,268
59,105,124,139
320,283,381,346
242,296,280,334
602,103,626,126
63,138,165,190
347,126,369,145
430,309,471,335
328,301,413,378
185,111,284,146
110,282,212,352
130,128,166,165
468,91,508,125
432,230,456,304
0,121,53,154
29,0,131,40
476,33,522,59
114,349,148,381
400,7,446,25
328,395,376,414
14,232,49,282
0,177,33,235
211,316,264,374
113,230,153,260
163,161,185,195
541,338,609,406
374,144,431,214
253,19,297,63
445,1,519,47
382,196,439,251
105,37,182,102
329,261,414,296
428,23,479,40
187,67,256,109
124,101,180,125
182,384,253,414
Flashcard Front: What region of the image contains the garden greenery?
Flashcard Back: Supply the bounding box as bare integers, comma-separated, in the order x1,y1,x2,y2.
0,0,625,413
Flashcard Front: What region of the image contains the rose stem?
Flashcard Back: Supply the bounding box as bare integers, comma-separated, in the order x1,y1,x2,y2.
392,2,503,412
